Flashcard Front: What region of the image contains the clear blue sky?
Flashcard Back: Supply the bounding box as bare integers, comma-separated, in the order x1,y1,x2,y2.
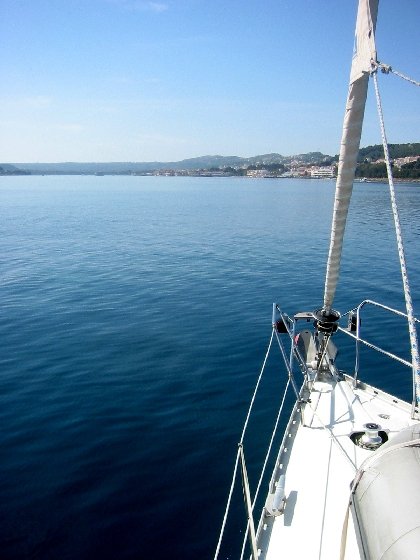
1,0,418,163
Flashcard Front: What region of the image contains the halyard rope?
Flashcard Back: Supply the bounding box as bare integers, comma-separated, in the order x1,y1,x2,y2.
372,68,420,417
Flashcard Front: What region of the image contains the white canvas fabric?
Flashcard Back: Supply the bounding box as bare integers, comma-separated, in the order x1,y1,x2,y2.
324,0,378,309
350,0,378,85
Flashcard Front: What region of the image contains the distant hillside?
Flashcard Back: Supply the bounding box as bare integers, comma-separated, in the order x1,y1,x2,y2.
353,143,420,179
357,143,420,162
8,162,161,175
0,164,30,175
6,152,333,175
173,155,245,169
2,144,418,175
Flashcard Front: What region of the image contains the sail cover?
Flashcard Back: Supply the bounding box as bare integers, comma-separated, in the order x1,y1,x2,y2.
323,0,378,310
350,0,378,84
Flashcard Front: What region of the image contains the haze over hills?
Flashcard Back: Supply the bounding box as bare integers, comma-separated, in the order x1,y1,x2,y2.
1,152,334,175
1,144,419,176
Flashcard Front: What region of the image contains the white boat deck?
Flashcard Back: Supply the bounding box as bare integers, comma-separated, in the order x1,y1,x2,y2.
257,375,415,559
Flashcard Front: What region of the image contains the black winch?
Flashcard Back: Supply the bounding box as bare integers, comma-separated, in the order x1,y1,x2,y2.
313,308,341,334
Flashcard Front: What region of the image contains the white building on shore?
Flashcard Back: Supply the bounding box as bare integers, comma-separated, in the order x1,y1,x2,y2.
310,166,335,178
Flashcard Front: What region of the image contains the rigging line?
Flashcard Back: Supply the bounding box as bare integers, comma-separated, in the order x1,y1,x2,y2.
337,326,413,368
317,334,332,371
240,328,275,444
390,68,420,87
341,300,420,323
252,378,291,509
214,328,275,560
274,329,301,400
274,329,355,466
375,61,420,87
274,307,310,374
304,398,357,471
239,378,292,560
213,447,241,560
239,445,259,560
372,69,420,418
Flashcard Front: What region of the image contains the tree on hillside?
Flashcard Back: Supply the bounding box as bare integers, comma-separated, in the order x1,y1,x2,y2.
394,158,420,179
358,143,420,162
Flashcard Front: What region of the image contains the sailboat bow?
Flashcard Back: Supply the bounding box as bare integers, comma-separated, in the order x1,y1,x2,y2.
214,1,420,558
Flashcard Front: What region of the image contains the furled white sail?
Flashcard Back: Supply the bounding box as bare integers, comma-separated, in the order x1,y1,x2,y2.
323,0,378,310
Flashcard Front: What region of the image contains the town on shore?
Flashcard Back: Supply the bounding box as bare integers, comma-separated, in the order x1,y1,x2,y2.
1,143,419,180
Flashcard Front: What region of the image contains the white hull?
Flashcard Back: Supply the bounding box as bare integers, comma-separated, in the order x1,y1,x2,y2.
258,373,416,559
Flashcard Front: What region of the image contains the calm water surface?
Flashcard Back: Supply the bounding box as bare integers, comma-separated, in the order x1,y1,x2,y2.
0,176,419,559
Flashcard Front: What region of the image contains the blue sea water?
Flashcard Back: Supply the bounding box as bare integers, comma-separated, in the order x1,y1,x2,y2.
0,175,419,559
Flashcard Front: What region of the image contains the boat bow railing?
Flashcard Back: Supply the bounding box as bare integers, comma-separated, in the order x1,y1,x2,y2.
214,307,312,560
338,299,420,417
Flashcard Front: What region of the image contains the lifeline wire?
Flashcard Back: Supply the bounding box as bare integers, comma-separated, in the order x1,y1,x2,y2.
239,378,291,560
213,328,274,560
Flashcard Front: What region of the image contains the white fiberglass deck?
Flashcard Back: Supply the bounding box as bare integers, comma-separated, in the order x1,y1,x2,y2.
257,376,415,560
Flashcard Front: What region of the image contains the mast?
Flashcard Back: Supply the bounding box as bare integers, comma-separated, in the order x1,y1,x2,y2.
323,0,379,310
